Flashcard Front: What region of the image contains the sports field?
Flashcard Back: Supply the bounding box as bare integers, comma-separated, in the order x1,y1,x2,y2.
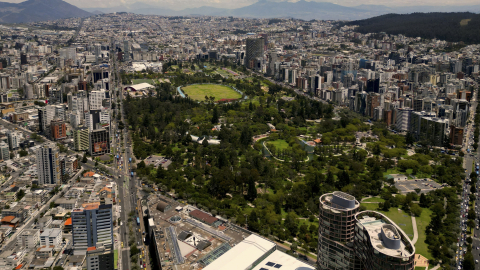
182,84,241,101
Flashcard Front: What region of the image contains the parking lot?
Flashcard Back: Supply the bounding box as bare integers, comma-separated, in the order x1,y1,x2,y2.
395,179,444,194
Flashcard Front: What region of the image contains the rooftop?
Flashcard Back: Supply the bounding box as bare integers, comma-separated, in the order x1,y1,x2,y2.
356,211,415,259
203,234,276,270
251,250,315,270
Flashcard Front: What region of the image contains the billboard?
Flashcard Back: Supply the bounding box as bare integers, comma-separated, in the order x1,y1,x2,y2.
94,141,108,153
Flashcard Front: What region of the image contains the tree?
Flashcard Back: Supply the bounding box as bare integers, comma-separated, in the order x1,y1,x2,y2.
211,106,219,124
382,200,391,211
405,131,414,145
53,267,65,270
247,178,257,202
49,202,56,209
463,252,475,270
82,154,87,163
19,150,28,157
16,190,25,201
467,219,475,233
410,203,422,217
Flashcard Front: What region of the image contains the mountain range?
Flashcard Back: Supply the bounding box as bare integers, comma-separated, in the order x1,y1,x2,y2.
83,0,480,20
0,0,480,24
0,0,90,23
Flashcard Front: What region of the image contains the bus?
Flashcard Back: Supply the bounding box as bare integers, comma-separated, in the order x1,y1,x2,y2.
136,217,140,226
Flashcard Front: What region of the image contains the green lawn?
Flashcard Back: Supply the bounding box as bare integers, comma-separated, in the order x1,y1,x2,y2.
267,139,290,151
414,208,433,260
383,168,413,179
114,249,118,269
414,267,426,270
361,203,414,240
362,197,385,203
182,84,241,101
132,79,155,85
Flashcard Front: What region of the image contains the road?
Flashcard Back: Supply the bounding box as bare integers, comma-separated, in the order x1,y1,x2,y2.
109,48,142,270
457,85,480,268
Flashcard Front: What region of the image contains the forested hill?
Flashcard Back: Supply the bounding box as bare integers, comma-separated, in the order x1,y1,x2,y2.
345,12,480,44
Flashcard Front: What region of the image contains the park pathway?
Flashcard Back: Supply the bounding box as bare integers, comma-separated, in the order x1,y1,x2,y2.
411,216,418,244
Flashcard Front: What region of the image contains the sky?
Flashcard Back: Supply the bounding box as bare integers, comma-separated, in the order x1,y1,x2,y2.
4,0,480,9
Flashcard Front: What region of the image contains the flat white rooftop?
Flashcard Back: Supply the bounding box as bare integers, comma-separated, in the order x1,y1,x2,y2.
203,234,275,270
251,250,315,270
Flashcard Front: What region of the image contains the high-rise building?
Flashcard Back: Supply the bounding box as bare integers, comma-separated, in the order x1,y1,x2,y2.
20,53,27,65
38,106,56,133
354,211,415,269
72,204,113,254
74,127,89,151
245,38,264,70
89,128,110,156
0,141,9,161
36,143,60,185
87,243,114,270
123,40,130,62
317,191,361,270
50,119,67,140
89,90,106,111
95,44,101,64
6,130,21,150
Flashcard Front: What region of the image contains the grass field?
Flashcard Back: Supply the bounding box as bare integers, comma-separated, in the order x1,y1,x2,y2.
414,208,433,260
267,139,290,150
362,197,385,203
361,203,414,240
182,84,241,101
132,79,155,85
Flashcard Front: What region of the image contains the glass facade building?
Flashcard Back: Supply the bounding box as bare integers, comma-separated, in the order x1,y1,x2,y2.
317,191,362,270
354,211,415,270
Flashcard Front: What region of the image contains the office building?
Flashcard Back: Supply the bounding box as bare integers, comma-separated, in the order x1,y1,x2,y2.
89,90,106,111
38,106,55,133
245,38,264,70
6,131,20,150
86,243,114,270
60,47,77,61
123,40,130,62
50,119,67,140
36,143,60,185
74,127,89,151
317,191,361,270
0,141,9,161
354,211,415,269
72,204,113,253
89,128,110,156
395,108,412,131
20,53,27,65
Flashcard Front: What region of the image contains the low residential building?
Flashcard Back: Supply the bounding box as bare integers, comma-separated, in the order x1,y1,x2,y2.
54,198,77,210
17,229,40,249
35,246,54,259
40,228,62,247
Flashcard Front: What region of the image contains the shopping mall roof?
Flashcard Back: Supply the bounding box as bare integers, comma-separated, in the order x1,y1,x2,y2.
203,234,276,270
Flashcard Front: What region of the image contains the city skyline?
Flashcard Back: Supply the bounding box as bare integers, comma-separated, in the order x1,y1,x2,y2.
1,0,480,10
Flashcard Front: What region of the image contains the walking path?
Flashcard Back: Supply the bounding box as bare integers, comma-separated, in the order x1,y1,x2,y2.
429,264,440,270
411,216,418,244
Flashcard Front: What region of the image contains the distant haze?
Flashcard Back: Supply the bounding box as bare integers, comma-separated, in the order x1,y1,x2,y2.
1,0,479,9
